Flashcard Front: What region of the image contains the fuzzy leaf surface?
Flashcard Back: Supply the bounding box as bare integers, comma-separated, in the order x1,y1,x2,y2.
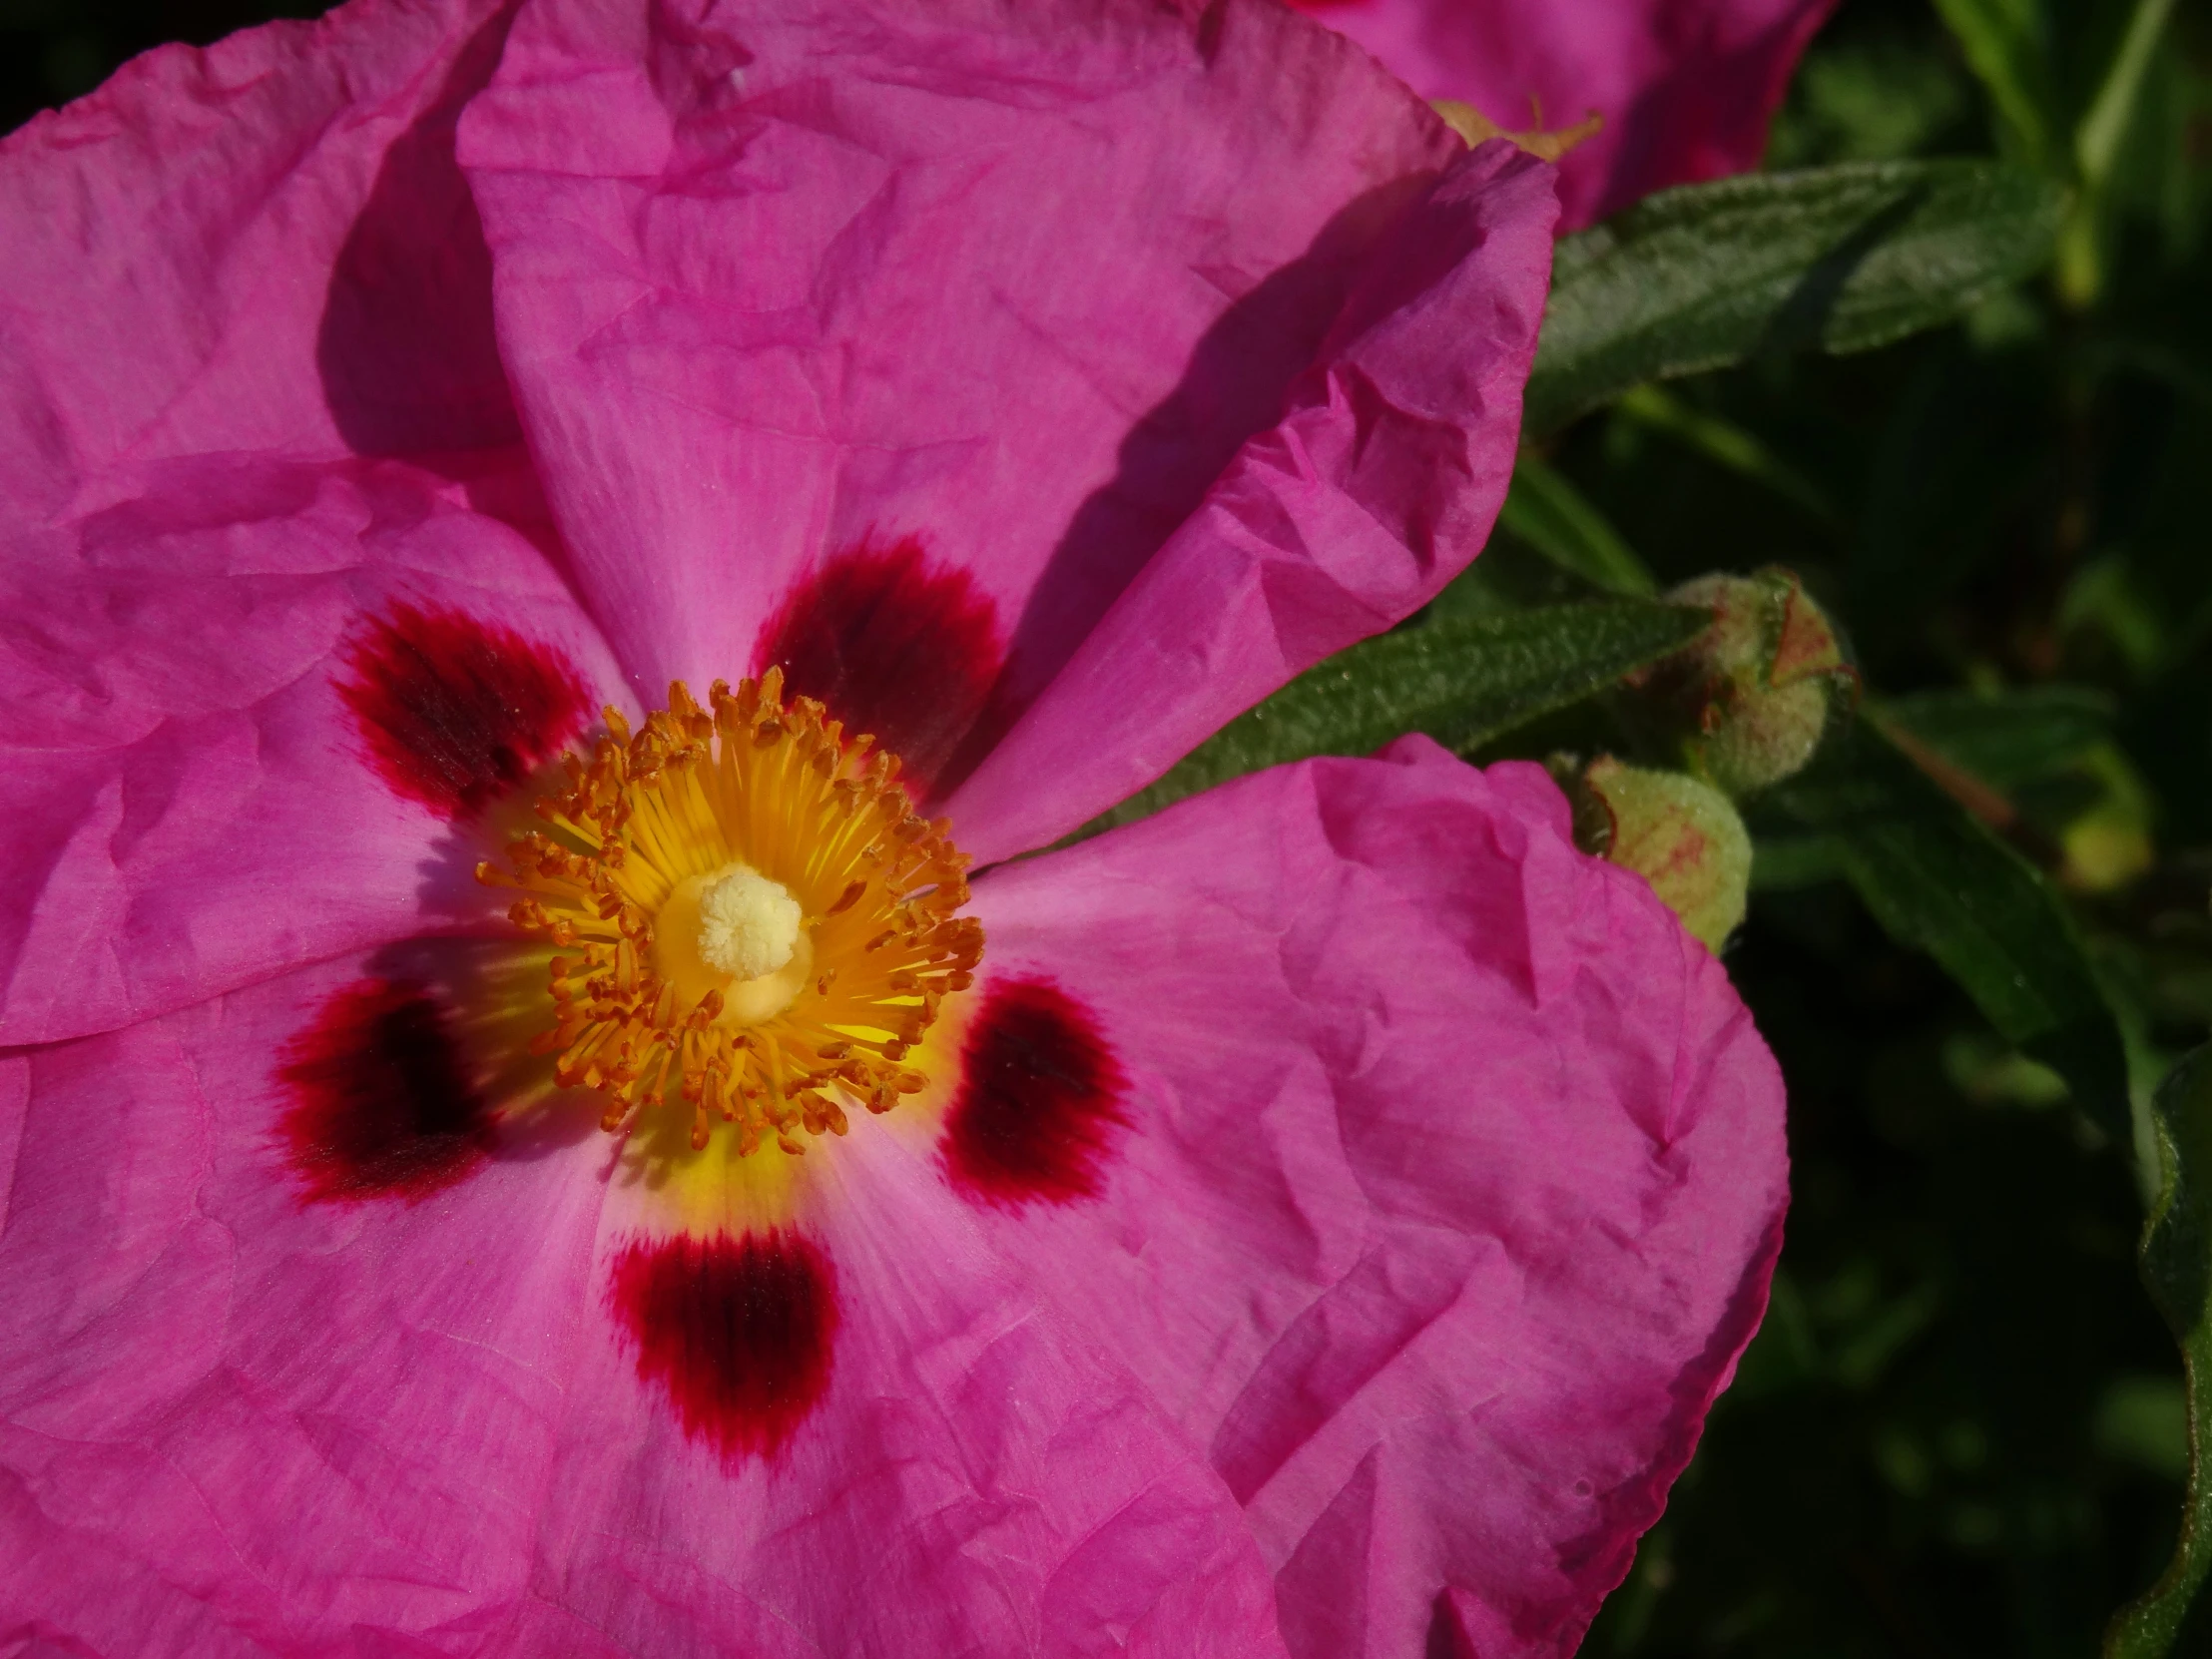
1526,161,2066,433
1078,600,1709,838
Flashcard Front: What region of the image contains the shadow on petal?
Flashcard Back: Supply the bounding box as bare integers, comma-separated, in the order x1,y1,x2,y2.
940,176,1438,793
315,0,525,460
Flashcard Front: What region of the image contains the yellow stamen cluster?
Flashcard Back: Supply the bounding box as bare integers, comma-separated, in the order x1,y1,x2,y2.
478,670,982,1157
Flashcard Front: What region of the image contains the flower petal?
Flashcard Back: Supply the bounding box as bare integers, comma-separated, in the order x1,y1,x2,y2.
0,954,607,1655
0,452,624,1047
0,0,523,513
0,0,629,1046
946,140,1556,859
555,1125,1295,1659
1294,0,1839,229
953,736,1789,1656
0,947,1293,1658
459,0,1544,830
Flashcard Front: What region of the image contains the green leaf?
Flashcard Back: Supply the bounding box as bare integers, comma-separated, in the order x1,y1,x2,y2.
1494,452,1657,596
1075,599,1709,838
2104,1046,2212,1656
2077,0,2181,187
1930,0,2059,170
1525,162,2067,435
1883,685,2116,788
1770,717,2130,1140
1613,384,1841,528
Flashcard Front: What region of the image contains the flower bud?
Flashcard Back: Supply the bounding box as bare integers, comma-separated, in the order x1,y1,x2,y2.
1628,568,1856,796
1566,757,1752,952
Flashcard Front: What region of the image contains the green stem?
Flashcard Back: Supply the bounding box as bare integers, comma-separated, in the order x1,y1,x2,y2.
2057,0,2177,305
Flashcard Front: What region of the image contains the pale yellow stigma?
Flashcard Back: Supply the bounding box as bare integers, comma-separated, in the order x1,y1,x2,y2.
695,864,801,980
477,670,982,1157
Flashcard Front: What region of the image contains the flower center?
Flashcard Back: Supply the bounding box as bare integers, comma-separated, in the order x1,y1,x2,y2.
478,670,982,1157
694,865,801,980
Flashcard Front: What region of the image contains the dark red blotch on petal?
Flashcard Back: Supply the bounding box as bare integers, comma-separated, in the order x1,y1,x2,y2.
609,1229,839,1464
277,978,498,1205
338,601,591,819
943,977,1128,1209
753,534,1005,797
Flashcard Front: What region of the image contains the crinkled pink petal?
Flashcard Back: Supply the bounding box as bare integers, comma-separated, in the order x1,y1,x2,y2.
0,0,634,1049
1293,0,1837,229
0,0,524,516
459,0,1549,841
953,736,1788,1657
0,948,1291,1658
948,141,1556,859
530,1129,1289,1658
0,958,602,1655
0,450,626,1048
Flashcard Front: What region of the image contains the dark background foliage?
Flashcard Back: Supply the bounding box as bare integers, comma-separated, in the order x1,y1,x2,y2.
8,0,2212,1651
1503,0,2212,1643
1,0,316,123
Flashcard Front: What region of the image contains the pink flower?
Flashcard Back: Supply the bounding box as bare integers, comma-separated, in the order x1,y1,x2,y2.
0,2,1786,1656
1290,0,1839,228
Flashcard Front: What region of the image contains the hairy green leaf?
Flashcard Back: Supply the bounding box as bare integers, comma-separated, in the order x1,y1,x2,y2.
1770,717,2129,1139
1076,599,1709,838
2104,1046,2212,1657
1525,161,2067,434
